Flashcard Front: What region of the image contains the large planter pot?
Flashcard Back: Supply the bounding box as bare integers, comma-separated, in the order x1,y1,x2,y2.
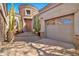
37,32,40,36
35,32,40,36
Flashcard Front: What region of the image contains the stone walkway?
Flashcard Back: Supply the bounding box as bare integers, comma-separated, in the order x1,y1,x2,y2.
0,41,79,56
0,32,79,56
15,32,40,42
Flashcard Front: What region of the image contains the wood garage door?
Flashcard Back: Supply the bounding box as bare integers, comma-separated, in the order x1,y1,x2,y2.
45,14,74,43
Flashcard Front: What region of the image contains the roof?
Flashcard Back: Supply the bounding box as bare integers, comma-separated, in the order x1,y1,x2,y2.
19,4,38,11
39,3,62,14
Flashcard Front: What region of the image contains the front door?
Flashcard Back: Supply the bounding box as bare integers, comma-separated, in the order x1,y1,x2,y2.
24,19,32,31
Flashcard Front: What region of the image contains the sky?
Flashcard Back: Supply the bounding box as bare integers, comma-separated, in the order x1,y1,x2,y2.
7,3,48,13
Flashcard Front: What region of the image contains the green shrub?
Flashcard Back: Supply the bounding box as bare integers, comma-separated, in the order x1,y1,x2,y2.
33,15,41,33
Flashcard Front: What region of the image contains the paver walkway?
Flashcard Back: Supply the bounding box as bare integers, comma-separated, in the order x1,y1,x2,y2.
15,32,75,49
0,41,78,56
0,32,79,56
15,32,40,42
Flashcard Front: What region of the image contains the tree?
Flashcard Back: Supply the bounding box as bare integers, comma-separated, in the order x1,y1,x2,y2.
18,16,23,32
7,3,16,43
33,15,41,36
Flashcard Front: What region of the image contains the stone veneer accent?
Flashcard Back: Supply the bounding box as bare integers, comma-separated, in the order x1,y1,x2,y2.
74,35,79,49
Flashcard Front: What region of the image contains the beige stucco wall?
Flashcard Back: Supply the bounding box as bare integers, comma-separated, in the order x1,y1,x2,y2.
24,7,39,19
39,3,79,34
20,5,39,19
74,10,79,35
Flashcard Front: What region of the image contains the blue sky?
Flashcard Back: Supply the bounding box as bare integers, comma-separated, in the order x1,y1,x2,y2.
7,3,48,13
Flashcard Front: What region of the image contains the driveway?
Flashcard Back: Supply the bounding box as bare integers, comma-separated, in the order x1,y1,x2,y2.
0,32,78,56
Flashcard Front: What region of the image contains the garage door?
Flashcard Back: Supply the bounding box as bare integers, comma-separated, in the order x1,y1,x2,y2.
45,14,74,43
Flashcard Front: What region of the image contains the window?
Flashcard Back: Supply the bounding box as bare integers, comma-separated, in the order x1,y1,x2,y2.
25,10,30,16
58,18,73,25
63,19,73,24
46,20,55,25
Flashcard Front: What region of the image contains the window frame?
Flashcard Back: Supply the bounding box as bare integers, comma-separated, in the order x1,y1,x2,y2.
25,9,31,16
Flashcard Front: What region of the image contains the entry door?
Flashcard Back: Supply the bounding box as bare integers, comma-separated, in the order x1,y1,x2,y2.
24,19,32,31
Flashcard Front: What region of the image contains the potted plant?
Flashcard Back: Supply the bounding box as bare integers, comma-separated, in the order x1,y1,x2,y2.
33,15,41,36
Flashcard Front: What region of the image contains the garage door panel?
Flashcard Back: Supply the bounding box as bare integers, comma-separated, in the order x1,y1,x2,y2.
45,14,74,43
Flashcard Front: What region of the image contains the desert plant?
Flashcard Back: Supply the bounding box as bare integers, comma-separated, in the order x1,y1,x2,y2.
33,15,41,36
18,16,23,32
7,4,16,42
9,4,15,32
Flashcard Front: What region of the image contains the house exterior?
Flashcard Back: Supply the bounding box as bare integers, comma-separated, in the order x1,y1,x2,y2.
19,5,39,32
39,3,79,48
